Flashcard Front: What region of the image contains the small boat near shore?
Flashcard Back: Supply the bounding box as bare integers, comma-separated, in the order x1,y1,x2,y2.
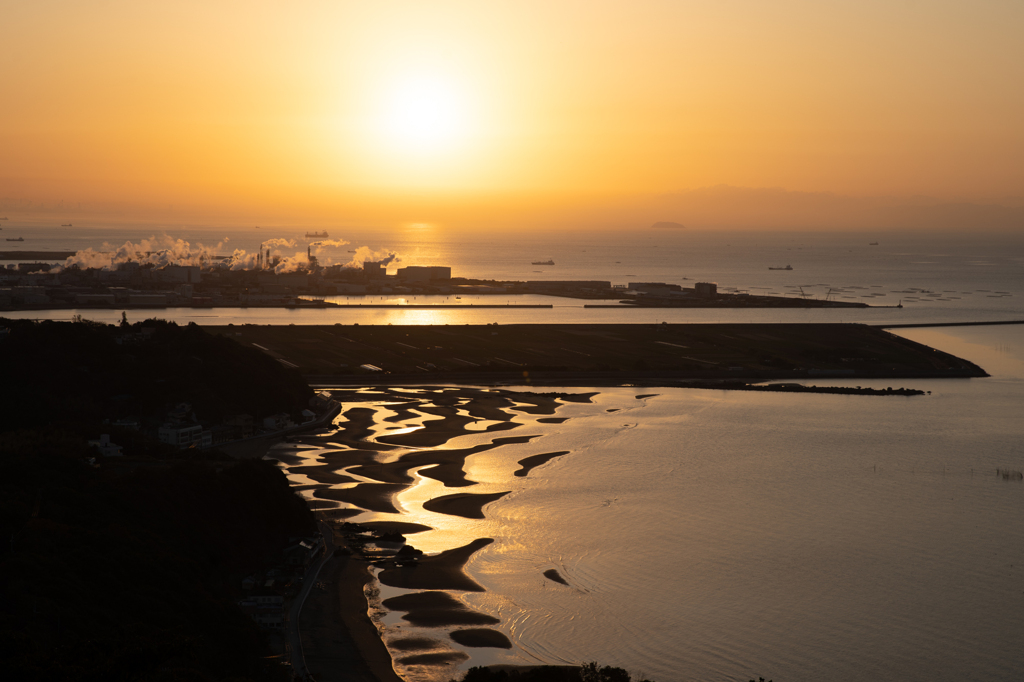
769,264,793,270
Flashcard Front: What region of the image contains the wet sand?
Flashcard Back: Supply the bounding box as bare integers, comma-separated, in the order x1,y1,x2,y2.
283,387,596,677
515,451,570,477
422,491,511,519
543,569,569,586
451,629,513,649
379,538,495,592
383,591,501,627
301,555,403,682
314,482,408,514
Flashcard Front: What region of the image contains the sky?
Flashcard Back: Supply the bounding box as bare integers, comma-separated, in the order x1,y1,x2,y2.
2,0,1023,229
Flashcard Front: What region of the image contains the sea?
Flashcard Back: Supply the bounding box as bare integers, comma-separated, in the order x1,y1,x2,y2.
4,220,1024,680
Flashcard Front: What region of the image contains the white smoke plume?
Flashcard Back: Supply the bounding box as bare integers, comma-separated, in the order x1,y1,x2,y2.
57,234,401,273
343,247,400,269
61,236,227,271
260,238,296,249
273,251,313,274
309,238,353,265
220,248,258,271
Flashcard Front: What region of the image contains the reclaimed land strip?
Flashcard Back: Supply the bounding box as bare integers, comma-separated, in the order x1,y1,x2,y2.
0,250,76,260
877,320,1024,329
323,303,552,308
209,322,988,385
689,382,926,395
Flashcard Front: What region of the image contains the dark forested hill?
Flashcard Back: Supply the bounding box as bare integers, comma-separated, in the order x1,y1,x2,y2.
0,317,312,434
0,319,318,680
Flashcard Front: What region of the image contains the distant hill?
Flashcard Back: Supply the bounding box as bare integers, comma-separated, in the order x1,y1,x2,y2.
651,221,686,229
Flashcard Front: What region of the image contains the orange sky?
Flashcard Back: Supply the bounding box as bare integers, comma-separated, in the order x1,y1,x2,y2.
2,1,1023,229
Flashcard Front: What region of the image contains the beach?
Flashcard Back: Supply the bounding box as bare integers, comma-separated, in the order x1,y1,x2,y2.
274,386,601,680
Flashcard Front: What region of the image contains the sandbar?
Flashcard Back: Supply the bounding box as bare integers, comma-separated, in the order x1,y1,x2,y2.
397,651,468,666
543,569,569,586
313,482,407,514
450,628,513,649
422,491,510,519
358,521,432,536
379,538,494,592
383,591,500,627
515,451,569,477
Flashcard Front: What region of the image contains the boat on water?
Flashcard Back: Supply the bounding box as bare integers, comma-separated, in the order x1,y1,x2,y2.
532,259,555,265
6,237,24,242
768,264,793,270
869,242,879,245
305,231,329,239
61,223,72,227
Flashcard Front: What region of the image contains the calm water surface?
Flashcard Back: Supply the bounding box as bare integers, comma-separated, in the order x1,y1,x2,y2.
6,228,1023,326
11,225,1023,679
285,325,1024,682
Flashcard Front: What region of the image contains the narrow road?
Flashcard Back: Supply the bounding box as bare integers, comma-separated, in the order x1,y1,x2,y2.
287,517,335,680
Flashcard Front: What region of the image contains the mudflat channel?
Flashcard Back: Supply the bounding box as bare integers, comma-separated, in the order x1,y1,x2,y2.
277,386,597,680
270,325,985,680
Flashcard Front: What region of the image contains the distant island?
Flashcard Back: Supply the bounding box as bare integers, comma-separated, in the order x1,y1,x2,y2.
651,221,686,229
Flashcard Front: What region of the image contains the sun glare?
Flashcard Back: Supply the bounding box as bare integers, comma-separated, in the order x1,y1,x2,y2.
379,75,470,154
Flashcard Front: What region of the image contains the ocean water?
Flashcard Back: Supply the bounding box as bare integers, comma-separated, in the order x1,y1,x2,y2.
285,324,1024,682
9,222,1024,679
4,225,1023,326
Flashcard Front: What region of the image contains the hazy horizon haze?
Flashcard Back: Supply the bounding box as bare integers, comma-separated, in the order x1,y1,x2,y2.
3,0,1023,230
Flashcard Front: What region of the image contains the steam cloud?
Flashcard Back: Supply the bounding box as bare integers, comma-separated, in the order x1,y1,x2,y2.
59,235,399,274
62,237,228,271
343,247,399,269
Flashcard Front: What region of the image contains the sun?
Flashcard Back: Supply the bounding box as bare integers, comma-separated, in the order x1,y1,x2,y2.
379,75,470,154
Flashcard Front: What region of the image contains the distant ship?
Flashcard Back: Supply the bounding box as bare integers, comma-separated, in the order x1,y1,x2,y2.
61,223,72,227
305,231,329,239
768,264,792,270
869,242,879,245
532,259,554,265
6,237,24,242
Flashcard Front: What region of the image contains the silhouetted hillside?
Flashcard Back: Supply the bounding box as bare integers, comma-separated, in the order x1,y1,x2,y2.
0,430,313,681
0,317,312,435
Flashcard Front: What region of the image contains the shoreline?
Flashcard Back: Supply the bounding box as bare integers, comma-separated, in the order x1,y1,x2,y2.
274,323,994,680
282,386,601,679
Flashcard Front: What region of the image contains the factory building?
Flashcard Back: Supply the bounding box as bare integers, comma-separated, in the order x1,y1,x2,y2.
395,266,452,282
363,261,387,278
628,282,682,292
694,282,718,298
